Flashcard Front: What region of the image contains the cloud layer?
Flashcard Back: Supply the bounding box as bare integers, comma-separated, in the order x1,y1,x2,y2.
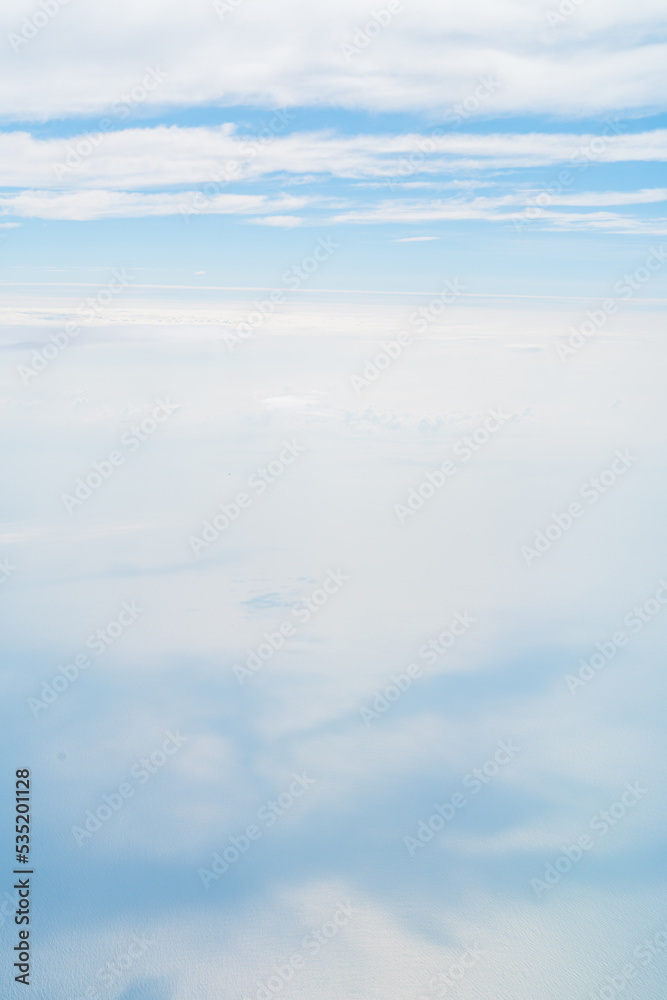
1,124,667,230
1,0,667,119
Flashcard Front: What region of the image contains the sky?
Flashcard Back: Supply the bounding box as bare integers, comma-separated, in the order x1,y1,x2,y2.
1,3,667,1000
1,0,667,304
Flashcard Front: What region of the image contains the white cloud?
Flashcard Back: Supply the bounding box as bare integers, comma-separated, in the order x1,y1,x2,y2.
1,127,667,191
329,191,667,232
250,214,305,227
0,188,309,221
1,123,667,230
0,0,666,119
546,187,667,206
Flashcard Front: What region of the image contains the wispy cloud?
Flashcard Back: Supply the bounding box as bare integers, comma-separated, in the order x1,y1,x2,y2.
2,124,667,231
2,127,667,190
0,189,310,221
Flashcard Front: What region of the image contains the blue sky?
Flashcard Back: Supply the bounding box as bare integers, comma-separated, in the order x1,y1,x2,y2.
1,0,667,305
